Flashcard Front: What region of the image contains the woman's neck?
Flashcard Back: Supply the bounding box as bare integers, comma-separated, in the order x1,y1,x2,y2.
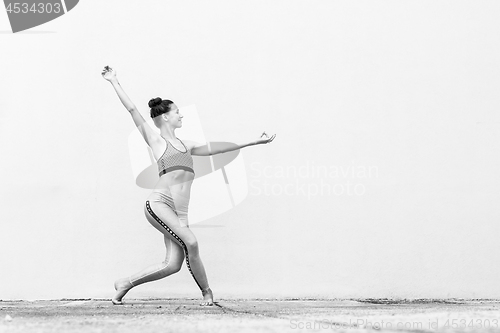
160,125,176,140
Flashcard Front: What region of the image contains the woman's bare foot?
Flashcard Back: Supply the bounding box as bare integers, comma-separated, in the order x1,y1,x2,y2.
112,278,133,305
200,287,214,306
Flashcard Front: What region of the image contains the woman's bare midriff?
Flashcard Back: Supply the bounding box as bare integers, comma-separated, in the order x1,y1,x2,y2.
153,169,195,197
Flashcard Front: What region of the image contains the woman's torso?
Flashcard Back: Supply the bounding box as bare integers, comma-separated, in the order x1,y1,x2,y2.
151,137,195,198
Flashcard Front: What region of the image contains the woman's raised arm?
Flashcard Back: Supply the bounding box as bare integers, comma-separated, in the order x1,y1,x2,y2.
102,66,138,112
101,66,159,146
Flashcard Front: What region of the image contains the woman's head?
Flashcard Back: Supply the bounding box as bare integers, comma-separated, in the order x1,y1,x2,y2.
149,97,173,118
148,97,183,128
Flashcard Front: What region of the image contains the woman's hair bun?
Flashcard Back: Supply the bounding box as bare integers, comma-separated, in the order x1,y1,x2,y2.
149,98,174,119
148,97,163,108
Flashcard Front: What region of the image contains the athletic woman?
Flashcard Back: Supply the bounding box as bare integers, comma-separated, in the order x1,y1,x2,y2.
101,66,276,306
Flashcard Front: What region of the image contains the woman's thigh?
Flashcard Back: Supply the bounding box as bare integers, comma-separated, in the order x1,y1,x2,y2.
163,235,185,266
144,197,198,250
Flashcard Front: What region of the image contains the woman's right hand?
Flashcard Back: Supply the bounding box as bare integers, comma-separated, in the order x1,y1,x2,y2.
255,132,276,145
101,66,117,82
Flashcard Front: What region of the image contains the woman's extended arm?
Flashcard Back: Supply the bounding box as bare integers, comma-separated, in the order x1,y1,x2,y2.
190,132,276,156
101,66,159,145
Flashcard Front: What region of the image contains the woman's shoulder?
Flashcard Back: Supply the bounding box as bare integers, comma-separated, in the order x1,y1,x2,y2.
180,139,205,152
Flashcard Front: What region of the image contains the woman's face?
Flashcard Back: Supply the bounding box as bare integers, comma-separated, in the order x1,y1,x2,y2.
163,104,183,128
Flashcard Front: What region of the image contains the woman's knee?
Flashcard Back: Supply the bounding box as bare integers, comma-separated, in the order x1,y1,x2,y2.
169,261,183,273
183,238,199,255
160,257,183,274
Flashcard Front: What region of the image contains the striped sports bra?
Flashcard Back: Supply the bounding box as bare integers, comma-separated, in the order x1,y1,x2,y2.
157,137,195,177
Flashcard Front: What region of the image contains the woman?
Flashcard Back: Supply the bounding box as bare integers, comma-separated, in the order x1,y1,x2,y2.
101,66,276,306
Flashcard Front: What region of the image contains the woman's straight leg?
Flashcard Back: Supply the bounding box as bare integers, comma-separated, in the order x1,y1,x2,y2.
129,235,185,286
112,235,185,304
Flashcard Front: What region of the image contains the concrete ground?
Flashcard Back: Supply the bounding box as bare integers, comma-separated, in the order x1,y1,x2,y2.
0,298,499,333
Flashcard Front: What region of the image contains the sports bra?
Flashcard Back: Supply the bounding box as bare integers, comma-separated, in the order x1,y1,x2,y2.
157,137,195,177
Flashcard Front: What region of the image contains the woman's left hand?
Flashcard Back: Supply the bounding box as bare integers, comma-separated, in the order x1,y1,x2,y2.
255,132,276,145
